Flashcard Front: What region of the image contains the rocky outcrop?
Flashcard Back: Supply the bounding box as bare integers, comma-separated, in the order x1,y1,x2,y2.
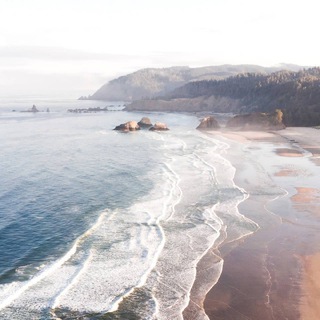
31,105,39,112
149,122,169,131
114,121,140,131
20,105,40,113
226,110,286,131
114,118,169,132
138,117,153,128
197,116,220,130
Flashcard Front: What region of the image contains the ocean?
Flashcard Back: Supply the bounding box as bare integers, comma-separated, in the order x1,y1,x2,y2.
0,99,258,319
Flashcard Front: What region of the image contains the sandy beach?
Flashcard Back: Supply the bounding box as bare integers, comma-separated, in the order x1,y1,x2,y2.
193,127,320,320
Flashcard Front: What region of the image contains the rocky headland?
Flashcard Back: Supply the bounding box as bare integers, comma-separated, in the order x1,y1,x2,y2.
124,67,320,127
225,110,286,131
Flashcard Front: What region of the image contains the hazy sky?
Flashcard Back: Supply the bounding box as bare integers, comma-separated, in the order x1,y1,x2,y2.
0,0,319,98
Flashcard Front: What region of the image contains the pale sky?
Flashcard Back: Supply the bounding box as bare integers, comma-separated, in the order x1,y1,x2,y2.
0,0,319,98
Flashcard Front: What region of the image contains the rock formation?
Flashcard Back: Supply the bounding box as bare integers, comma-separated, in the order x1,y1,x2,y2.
20,105,40,113
138,117,153,128
149,122,169,131
196,116,220,130
114,118,169,132
226,110,286,131
31,105,39,112
114,121,140,131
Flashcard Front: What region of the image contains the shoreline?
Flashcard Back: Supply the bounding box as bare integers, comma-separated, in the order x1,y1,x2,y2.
193,127,320,319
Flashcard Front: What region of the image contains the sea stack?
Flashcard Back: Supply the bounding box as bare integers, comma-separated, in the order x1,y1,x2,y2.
114,121,140,131
196,116,220,130
149,122,169,131
138,117,153,128
31,105,39,112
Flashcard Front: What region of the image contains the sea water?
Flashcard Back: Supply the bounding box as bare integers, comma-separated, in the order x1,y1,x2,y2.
0,99,258,319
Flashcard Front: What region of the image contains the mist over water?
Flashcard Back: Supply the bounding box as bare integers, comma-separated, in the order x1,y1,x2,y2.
0,100,257,319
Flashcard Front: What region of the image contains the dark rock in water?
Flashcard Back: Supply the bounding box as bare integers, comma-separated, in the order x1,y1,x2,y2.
226,110,286,131
68,106,108,113
31,105,39,112
138,117,153,128
197,116,220,130
21,105,40,113
149,122,169,131
114,121,140,131
78,96,89,100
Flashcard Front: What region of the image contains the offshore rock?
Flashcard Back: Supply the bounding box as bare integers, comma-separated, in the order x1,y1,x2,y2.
149,122,169,131
20,105,40,113
114,121,140,131
138,117,153,128
31,105,39,112
196,116,220,130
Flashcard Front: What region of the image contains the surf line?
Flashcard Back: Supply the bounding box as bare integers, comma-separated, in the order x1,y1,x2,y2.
103,162,182,315
50,249,93,311
0,211,106,311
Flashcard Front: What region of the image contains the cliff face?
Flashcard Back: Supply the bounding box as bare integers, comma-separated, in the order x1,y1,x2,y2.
127,96,242,113
226,110,286,130
84,64,298,101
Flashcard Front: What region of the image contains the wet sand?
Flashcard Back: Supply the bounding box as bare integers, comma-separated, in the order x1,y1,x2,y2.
300,253,320,320
191,128,320,320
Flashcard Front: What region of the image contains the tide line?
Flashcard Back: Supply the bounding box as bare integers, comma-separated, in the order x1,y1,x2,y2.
0,211,106,311
104,162,182,315
51,249,93,310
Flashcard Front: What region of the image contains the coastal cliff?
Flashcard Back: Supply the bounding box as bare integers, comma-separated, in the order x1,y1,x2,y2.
127,68,320,127
127,96,242,113
226,110,286,130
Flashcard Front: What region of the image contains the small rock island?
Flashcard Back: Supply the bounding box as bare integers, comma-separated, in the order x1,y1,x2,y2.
197,116,220,130
138,117,153,128
114,118,169,132
114,121,140,131
149,122,169,131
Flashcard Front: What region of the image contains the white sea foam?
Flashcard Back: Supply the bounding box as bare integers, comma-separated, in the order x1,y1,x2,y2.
0,211,105,313
140,133,223,319
141,131,262,320
53,171,174,313
0,121,261,320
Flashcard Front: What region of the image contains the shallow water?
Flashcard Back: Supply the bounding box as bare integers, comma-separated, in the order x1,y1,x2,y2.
0,100,257,319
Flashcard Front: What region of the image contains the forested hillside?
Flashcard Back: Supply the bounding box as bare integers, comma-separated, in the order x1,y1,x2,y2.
83,64,302,101
166,68,320,126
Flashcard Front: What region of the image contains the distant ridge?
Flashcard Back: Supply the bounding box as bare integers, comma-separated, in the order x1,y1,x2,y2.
81,64,304,101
